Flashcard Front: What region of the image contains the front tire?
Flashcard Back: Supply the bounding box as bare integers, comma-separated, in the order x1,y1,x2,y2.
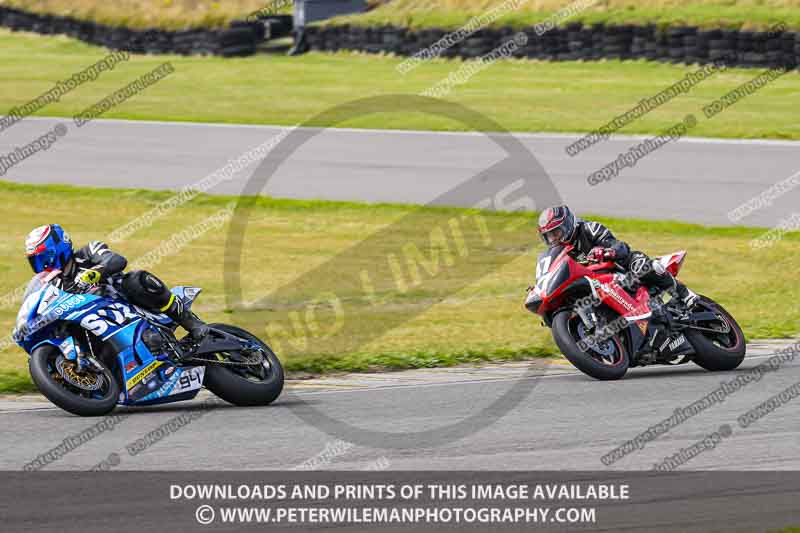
29,346,120,416
687,296,746,371
552,311,630,380
203,324,284,406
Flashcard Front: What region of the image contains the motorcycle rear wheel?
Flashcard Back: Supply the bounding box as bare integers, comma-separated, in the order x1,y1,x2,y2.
29,345,119,416
552,310,630,380
686,296,746,371
202,324,284,406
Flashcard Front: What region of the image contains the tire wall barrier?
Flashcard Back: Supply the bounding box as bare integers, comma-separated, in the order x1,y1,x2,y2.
0,6,292,57
305,23,800,69
2,4,798,69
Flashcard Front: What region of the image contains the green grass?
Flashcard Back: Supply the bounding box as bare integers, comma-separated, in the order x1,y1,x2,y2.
5,0,800,30
0,0,292,30
0,181,798,393
2,30,800,140
337,0,800,31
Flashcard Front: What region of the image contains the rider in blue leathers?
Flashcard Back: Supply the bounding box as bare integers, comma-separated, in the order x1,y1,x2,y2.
24,224,209,340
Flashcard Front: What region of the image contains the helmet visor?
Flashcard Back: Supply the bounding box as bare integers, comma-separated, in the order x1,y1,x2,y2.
542,227,565,246
27,250,55,273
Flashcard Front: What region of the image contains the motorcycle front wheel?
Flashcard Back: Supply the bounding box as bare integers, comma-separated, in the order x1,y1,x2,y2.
29,345,120,416
552,310,630,380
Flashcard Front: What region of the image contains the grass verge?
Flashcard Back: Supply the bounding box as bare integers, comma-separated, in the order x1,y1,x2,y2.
4,0,800,31
0,0,292,30
0,181,798,393
1,30,800,139
339,0,800,31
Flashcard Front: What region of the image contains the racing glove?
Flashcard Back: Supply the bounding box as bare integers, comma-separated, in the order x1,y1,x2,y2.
587,247,617,262
74,268,102,292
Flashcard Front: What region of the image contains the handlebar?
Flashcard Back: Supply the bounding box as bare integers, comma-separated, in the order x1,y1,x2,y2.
73,272,125,295
571,251,613,266
571,252,592,265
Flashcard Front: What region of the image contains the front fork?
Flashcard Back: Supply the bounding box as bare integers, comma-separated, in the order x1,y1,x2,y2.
60,332,105,374
575,304,598,330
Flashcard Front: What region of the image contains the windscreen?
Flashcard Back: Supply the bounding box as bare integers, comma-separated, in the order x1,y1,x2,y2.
21,273,50,301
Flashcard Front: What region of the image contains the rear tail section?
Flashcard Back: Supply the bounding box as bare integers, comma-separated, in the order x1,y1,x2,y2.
656,251,687,276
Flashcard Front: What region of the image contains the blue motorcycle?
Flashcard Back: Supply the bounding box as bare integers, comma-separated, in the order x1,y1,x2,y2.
14,270,284,416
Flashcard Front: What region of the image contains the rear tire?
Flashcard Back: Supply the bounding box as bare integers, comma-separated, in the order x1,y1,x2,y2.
552,311,630,380
29,346,119,417
203,324,284,406
687,297,746,371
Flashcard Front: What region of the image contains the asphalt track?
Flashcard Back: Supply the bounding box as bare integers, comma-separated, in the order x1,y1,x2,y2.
1,340,797,471
2,118,799,474
2,117,799,227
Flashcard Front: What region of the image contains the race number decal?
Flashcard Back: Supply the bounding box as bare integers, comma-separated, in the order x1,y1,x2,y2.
535,256,553,292
173,367,205,394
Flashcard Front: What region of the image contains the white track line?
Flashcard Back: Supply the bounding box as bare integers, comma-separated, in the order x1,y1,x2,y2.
0,353,793,413
286,353,796,397
25,116,800,147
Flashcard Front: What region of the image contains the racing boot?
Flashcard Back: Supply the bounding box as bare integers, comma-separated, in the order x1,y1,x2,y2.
163,296,210,341
659,280,698,319
642,262,697,314
178,310,210,342
673,282,699,311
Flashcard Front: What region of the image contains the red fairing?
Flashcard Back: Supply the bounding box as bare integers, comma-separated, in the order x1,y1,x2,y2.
592,276,652,319
527,244,656,321
535,247,585,313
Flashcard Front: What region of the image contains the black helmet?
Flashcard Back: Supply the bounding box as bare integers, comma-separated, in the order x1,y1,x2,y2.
537,205,576,246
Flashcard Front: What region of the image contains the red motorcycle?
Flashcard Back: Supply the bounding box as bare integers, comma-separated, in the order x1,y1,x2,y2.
525,244,745,380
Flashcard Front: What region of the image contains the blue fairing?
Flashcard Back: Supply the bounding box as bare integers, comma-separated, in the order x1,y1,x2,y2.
14,276,206,406
31,336,79,361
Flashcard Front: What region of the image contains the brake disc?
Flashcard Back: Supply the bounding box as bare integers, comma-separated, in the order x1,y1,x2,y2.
55,356,104,391
576,322,616,358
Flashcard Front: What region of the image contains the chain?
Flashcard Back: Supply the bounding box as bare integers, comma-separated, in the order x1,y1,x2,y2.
184,353,266,367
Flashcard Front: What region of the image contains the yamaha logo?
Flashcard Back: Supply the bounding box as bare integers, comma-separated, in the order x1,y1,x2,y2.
669,334,686,351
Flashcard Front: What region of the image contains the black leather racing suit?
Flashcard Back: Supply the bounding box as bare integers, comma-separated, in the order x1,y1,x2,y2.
60,241,128,292
58,241,207,338
566,220,690,300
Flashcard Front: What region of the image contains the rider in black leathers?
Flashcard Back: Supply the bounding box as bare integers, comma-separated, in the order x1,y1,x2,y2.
537,205,698,309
